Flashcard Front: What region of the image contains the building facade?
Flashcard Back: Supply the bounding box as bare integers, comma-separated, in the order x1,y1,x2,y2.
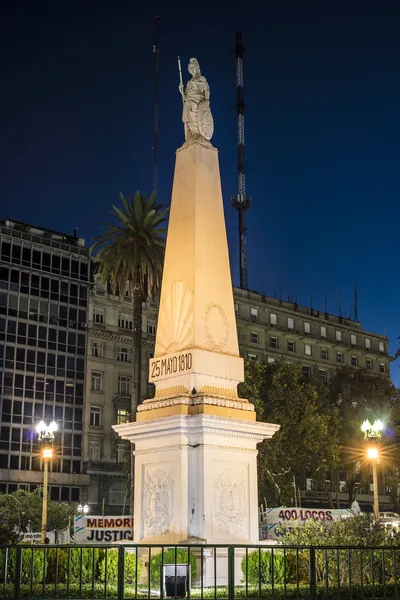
85,280,390,514
0,220,91,503
0,218,390,514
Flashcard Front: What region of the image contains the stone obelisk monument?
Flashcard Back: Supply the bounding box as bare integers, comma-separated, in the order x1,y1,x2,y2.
113,58,279,545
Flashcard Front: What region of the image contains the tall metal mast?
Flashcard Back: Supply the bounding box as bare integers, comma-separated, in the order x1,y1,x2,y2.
152,16,161,196
231,31,251,290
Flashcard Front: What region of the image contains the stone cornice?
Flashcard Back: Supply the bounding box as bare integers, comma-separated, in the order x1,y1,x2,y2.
113,413,279,443
133,443,258,455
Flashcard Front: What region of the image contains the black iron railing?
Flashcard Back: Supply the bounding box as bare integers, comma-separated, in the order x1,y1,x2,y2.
1,543,400,599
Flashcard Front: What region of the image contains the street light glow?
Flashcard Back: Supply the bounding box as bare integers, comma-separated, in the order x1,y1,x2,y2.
36,421,47,434
361,419,384,439
42,446,53,459
361,419,372,433
78,503,89,515
367,447,379,459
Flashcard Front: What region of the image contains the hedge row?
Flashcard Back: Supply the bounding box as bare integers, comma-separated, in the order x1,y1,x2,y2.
0,582,399,599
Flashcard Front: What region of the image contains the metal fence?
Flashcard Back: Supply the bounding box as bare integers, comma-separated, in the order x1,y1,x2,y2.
1,543,400,600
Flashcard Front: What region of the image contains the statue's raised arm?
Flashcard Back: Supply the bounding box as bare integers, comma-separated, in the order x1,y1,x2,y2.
179,58,214,144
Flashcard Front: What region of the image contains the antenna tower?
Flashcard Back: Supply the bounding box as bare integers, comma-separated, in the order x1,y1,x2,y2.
349,282,359,322
152,16,161,196
231,31,251,289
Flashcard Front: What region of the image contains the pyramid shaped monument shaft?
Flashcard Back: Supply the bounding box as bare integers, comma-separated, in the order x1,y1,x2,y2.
148,142,245,401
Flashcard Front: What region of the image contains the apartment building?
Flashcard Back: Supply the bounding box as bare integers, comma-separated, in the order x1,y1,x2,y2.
85,281,390,514
0,220,91,503
234,287,389,378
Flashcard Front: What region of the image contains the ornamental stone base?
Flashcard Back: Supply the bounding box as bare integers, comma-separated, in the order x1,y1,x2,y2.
113,413,278,545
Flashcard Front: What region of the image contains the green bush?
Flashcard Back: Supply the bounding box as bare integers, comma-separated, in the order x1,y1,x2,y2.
98,548,142,585
7,547,47,585
149,548,196,589
241,549,296,585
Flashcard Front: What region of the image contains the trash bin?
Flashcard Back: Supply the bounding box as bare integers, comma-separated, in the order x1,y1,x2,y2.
162,564,189,598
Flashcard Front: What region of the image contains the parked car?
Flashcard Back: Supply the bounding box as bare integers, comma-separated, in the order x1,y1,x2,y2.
379,512,400,530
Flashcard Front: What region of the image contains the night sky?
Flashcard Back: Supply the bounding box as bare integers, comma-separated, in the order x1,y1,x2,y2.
1,1,400,383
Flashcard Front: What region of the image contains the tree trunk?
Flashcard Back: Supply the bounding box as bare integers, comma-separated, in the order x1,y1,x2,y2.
130,267,143,520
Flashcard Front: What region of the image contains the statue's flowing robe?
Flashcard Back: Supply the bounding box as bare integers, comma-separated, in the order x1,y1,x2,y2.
182,75,209,138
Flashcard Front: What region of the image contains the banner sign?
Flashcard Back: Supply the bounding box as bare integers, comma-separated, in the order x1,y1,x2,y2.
74,516,134,543
263,507,355,540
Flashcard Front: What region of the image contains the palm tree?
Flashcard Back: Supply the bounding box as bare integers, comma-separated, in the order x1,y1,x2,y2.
91,192,168,515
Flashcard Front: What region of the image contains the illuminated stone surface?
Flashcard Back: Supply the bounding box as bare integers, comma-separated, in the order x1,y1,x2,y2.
114,126,279,545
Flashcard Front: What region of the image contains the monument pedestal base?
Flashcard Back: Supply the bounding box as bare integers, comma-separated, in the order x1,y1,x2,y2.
114,412,278,545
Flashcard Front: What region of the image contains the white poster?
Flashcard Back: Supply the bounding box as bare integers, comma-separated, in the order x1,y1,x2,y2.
74,515,134,544
262,507,355,540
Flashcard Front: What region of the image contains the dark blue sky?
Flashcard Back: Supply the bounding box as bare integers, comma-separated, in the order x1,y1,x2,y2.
1,0,400,383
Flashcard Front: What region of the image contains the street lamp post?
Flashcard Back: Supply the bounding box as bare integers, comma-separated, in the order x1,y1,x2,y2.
36,420,58,544
361,419,384,521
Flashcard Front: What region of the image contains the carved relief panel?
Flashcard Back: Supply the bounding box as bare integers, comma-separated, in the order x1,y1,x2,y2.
143,466,174,537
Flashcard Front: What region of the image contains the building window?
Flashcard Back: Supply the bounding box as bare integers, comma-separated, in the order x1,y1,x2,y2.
91,371,103,392
351,355,358,366
90,406,101,427
118,313,133,329
251,331,259,344
351,334,357,346
93,308,104,324
270,313,277,325
379,362,386,373
379,341,384,353
305,344,312,356
117,409,129,424
89,441,100,462
109,481,125,506
306,478,313,491
302,365,311,378
319,368,327,382
92,341,103,358
321,348,328,360
336,352,343,363
248,352,258,361
270,336,278,349
118,375,131,395
267,357,276,364
117,346,132,362
234,303,239,316
147,319,156,335
288,340,295,352
320,326,326,338
117,444,126,465
287,318,294,330
250,307,258,322
365,337,371,349
304,322,310,334
366,359,372,370
336,330,342,342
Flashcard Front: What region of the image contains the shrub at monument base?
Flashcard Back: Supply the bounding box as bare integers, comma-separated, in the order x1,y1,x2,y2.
98,548,142,584
241,549,296,585
149,548,196,588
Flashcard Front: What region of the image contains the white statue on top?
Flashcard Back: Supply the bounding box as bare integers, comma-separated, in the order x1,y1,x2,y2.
178,57,214,143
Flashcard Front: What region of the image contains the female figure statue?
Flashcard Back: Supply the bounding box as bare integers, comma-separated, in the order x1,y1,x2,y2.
178,58,214,142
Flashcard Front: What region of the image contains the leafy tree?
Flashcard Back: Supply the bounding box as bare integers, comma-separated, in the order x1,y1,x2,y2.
279,515,400,585
326,367,399,506
239,361,340,507
0,489,74,545
92,192,168,514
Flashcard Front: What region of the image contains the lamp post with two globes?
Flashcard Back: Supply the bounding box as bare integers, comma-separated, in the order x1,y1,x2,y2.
36,420,58,544
361,419,384,521
78,503,89,516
